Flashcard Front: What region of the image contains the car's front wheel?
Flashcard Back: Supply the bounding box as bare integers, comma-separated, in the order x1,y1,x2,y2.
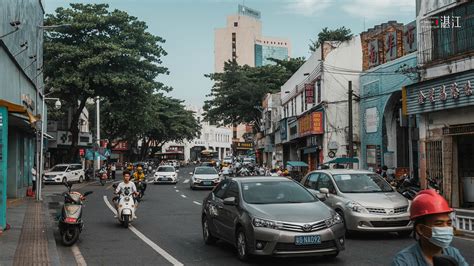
202,216,217,245
236,228,249,261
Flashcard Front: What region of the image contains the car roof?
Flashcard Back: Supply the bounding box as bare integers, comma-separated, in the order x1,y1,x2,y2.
195,166,215,169
310,169,374,175
54,164,80,166
233,176,291,183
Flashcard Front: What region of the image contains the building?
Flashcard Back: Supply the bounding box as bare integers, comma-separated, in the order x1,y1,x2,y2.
359,21,419,176
280,37,363,170
161,106,232,162
214,4,291,72
403,1,474,208
257,93,282,168
0,0,46,229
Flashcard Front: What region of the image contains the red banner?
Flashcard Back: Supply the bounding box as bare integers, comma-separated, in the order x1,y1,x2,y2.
305,84,314,104
298,111,324,136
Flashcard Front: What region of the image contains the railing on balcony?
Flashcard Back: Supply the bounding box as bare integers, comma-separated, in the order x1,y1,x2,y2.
419,2,474,65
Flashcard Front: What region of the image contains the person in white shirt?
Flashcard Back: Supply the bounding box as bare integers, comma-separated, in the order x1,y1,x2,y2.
111,163,117,180
114,171,138,218
31,164,37,192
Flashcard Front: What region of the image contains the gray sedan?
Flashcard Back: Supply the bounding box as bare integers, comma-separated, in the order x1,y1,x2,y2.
300,169,412,236
201,177,345,261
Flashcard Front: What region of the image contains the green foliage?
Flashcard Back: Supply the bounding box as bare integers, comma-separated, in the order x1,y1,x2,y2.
309,26,353,52
203,58,305,129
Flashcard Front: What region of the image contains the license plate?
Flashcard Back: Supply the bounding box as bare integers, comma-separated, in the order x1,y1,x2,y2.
295,235,321,245
203,181,212,185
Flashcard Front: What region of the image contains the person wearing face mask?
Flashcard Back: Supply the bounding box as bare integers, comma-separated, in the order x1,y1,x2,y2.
392,189,468,266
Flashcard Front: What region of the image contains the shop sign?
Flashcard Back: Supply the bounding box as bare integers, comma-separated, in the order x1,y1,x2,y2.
298,111,324,136
368,40,379,67
366,145,381,168
112,141,129,151
280,119,287,141
384,31,397,62
403,21,417,54
418,81,472,104
365,107,379,133
305,84,314,104
236,142,253,149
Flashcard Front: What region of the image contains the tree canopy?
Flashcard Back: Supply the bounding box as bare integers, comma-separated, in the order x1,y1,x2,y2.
309,26,353,52
203,58,305,130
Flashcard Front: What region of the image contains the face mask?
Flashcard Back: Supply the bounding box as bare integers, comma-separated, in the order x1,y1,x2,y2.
423,226,454,249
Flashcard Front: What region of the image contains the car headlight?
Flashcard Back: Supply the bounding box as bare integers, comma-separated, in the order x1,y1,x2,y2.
194,178,201,182
252,217,280,229
325,214,343,227
346,201,368,213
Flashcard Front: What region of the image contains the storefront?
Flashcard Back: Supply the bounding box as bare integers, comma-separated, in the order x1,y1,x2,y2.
297,110,324,170
405,69,474,208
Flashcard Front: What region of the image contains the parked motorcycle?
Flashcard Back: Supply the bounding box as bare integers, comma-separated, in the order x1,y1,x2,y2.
58,181,93,246
113,184,137,228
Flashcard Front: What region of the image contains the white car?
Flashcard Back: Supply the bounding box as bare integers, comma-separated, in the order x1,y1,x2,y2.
154,166,178,184
190,166,221,190
43,164,85,184
222,156,233,164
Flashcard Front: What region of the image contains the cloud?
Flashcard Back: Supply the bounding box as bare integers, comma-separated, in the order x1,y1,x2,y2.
283,0,334,16
341,0,415,20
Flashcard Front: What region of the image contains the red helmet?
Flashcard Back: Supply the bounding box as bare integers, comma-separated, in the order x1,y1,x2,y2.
410,189,453,220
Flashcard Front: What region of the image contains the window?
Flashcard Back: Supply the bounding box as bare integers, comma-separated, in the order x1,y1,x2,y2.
214,180,230,199
315,174,336,194
233,22,238,27
300,94,304,112
224,181,239,199
304,173,320,189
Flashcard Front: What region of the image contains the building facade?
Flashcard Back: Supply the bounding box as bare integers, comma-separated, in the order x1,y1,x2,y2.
403,1,474,208
214,4,291,72
0,0,46,229
359,21,419,176
280,37,363,170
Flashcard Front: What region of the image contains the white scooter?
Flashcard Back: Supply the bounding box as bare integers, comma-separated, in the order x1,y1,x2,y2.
113,184,137,228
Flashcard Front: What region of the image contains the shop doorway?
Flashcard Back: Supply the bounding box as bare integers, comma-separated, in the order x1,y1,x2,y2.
458,135,474,207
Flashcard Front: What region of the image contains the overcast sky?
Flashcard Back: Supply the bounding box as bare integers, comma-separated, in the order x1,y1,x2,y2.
44,0,416,107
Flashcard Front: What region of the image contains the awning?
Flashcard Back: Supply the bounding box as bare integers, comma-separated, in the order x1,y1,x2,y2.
303,147,318,154
324,157,359,164
0,99,40,125
286,161,308,167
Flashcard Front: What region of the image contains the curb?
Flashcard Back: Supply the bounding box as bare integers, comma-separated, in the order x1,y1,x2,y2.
43,196,62,266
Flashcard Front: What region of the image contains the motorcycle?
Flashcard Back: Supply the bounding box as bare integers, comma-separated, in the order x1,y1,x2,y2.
134,179,147,202
113,184,136,228
98,169,108,186
58,181,93,246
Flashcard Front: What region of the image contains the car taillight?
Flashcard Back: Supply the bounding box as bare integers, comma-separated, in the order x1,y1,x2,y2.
65,217,77,223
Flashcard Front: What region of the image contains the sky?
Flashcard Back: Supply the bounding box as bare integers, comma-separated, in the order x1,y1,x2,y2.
44,0,416,107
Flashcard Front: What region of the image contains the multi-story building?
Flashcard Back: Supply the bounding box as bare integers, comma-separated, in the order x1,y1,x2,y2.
214,4,291,72
161,106,232,162
256,93,282,168
279,37,362,171
359,21,419,176
404,1,474,209
0,0,46,229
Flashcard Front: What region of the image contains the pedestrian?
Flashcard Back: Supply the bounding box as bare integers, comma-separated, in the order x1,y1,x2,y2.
392,189,468,266
31,164,37,193
111,163,116,180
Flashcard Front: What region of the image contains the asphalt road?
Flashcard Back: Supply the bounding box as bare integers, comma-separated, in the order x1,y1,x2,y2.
46,166,474,266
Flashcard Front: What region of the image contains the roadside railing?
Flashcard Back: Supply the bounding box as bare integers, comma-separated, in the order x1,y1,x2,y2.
455,209,474,235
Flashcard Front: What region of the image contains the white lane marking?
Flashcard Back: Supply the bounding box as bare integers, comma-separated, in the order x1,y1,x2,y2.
193,201,202,206
174,186,177,189
175,190,179,192
181,195,187,198
183,179,190,184
147,180,154,184
71,245,87,266
102,196,184,266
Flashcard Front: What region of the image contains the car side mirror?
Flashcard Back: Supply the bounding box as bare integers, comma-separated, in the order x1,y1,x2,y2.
66,169,71,172
176,170,180,173
319,188,330,196
308,189,326,201
223,197,237,206
189,172,193,175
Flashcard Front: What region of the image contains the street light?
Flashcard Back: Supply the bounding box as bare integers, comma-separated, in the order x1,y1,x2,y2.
37,96,61,201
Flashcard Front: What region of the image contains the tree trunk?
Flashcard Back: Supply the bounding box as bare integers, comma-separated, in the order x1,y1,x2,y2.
67,98,88,162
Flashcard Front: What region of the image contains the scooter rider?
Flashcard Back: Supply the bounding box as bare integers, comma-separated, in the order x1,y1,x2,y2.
392,189,468,266
114,170,139,218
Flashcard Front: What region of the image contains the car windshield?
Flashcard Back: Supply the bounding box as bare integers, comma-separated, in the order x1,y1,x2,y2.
241,181,316,204
333,174,393,193
195,167,217,175
157,167,175,172
49,165,68,172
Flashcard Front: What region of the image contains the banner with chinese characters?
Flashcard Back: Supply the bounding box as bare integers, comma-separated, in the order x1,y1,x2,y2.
298,111,324,136
405,70,474,115
305,83,314,104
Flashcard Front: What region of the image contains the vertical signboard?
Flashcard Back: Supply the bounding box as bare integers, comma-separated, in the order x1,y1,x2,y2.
0,107,8,229
384,31,397,62
368,40,379,68
403,21,417,54
305,84,314,104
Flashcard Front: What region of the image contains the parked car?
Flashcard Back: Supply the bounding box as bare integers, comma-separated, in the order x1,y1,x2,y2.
154,166,179,184
300,169,412,236
201,177,345,261
223,156,233,164
189,167,221,189
43,164,85,184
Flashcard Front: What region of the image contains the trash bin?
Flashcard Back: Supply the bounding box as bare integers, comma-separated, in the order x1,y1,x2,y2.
462,177,474,203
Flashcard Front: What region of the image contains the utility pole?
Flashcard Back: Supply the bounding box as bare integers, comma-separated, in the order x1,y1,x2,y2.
348,81,354,169
96,96,100,170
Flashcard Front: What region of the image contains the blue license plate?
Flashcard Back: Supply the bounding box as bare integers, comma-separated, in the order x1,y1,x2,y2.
295,235,321,245
203,181,212,185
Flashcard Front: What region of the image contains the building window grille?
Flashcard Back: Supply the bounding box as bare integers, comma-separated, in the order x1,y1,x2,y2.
426,140,443,194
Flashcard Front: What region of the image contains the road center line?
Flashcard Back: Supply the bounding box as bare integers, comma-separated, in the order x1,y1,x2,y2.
71,244,87,266
175,190,179,192
180,195,187,198
102,196,184,266
193,201,202,206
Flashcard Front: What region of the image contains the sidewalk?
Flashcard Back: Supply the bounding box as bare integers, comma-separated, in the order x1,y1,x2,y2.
0,196,61,266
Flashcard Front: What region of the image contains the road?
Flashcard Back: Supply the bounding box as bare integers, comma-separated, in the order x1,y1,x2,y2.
44,166,474,265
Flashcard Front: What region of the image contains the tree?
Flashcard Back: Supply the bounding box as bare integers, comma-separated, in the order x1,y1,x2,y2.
203,58,305,131
44,4,169,161
309,26,353,52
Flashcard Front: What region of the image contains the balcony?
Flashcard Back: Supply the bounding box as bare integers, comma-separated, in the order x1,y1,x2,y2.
419,3,474,66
